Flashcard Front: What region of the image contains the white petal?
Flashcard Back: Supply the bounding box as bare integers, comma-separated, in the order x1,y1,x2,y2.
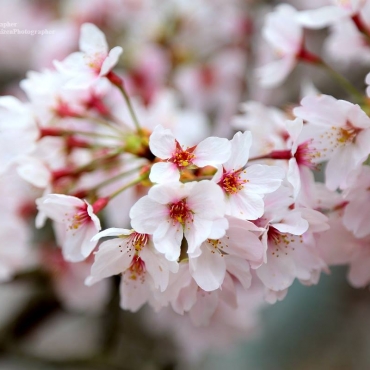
296,6,348,29
149,125,176,159
141,246,178,291
256,248,296,291
227,191,264,220
189,290,219,326
185,216,213,255
225,222,264,265
79,23,108,55
62,223,98,262
129,196,168,234
225,255,251,290
86,202,102,231
119,271,150,312
343,197,370,238
193,137,231,167
16,157,51,188
208,218,229,240
153,222,183,261
243,164,285,194
325,146,357,190
263,4,302,53
190,248,226,291
273,210,309,235
223,131,252,172
37,194,83,222
54,52,87,75
293,94,348,127
149,162,180,184
100,46,123,76
148,181,189,204
86,238,132,285
187,180,225,219
285,118,303,154
287,158,301,199
91,228,133,241
256,56,296,88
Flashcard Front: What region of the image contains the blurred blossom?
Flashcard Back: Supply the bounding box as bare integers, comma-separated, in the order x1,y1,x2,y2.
1,1,370,369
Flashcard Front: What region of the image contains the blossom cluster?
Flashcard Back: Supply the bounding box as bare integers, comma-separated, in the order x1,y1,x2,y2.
2,0,370,357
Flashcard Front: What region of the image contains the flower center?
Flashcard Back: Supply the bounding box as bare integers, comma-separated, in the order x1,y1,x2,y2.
219,171,247,195
295,140,317,169
268,226,302,257
85,52,105,73
205,238,227,255
69,204,90,230
171,142,195,168
338,127,359,143
127,232,149,253
128,255,146,281
169,199,192,224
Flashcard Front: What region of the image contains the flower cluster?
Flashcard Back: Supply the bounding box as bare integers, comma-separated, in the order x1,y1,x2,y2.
2,0,370,358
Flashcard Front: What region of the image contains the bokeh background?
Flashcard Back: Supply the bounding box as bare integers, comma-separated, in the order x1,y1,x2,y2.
1,0,370,369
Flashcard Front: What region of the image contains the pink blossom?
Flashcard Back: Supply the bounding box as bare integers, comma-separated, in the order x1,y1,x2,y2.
213,131,285,220
41,247,110,313
285,117,318,202
232,101,288,157
256,4,303,88
54,23,123,89
129,181,228,261
36,194,103,262
325,19,370,64
189,217,265,291
0,217,32,281
86,228,178,312
149,125,231,183
164,263,238,326
294,94,370,190
342,166,370,238
0,96,38,175
297,0,367,29
255,188,328,295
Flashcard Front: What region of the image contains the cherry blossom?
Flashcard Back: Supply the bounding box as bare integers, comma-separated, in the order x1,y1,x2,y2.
36,194,104,262
0,96,39,175
0,217,32,282
163,263,238,326
149,125,231,183
256,4,303,88
189,217,265,291
296,0,367,29
325,19,370,64
213,131,285,220
54,23,123,89
342,166,370,238
255,188,328,295
86,228,178,312
2,1,370,343
129,180,228,261
41,247,110,313
294,94,370,190
232,101,288,157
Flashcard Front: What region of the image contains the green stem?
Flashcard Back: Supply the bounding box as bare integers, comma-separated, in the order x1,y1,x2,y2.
89,166,144,192
117,85,143,134
65,129,121,140
320,62,365,102
85,116,125,135
77,148,125,172
108,171,149,200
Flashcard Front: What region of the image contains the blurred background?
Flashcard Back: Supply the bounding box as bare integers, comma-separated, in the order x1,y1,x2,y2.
1,0,370,369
